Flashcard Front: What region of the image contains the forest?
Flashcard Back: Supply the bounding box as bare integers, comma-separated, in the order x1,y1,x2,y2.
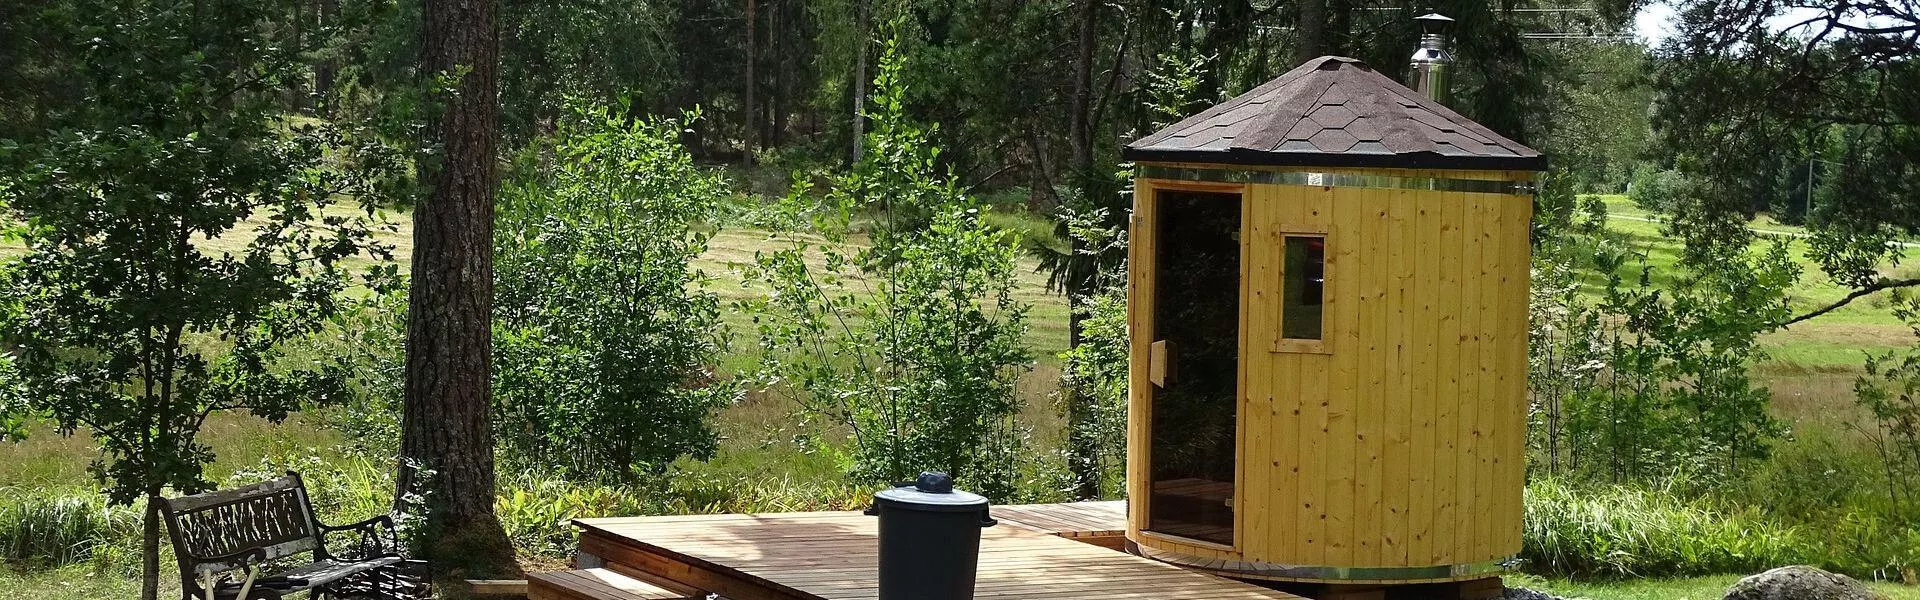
1,0,1918,598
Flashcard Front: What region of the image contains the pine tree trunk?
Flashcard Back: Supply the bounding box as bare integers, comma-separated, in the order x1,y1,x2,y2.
1067,0,1094,175
850,0,868,164
315,0,338,115
289,1,308,112
744,0,757,162
398,0,520,583
770,0,787,147
1295,0,1326,65
1064,0,1100,501
142,494,160,600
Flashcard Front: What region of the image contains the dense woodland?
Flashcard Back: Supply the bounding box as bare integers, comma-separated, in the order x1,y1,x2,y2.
2,0,1920,598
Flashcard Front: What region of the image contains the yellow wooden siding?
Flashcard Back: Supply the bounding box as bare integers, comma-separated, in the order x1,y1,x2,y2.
1128,167,1534,577
1125,180,1154,544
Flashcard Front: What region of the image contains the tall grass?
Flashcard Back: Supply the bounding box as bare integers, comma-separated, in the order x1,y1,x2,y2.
1524,478,1919,582
0,488,138,570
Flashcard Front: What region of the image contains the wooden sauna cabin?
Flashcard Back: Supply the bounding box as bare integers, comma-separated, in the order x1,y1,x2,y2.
1118,55,1546,587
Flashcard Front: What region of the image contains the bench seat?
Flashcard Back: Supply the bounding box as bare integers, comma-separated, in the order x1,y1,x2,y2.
261,556,403,588
527,568,700,600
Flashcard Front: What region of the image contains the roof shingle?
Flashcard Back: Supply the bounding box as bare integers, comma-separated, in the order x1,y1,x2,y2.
1124,56,1546,171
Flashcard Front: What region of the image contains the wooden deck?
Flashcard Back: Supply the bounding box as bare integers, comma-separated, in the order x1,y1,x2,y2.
993,500,1127,549
572,501,1302,600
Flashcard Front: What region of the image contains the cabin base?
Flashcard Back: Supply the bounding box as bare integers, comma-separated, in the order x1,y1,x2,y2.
1127,539,1511,585
1254,577,1505,600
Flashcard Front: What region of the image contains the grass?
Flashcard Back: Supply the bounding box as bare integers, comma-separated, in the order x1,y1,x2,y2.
1511,574,1920,600
0,565,148,600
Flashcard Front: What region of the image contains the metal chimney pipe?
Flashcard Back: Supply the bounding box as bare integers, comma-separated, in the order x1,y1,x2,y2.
1410,13,1455,105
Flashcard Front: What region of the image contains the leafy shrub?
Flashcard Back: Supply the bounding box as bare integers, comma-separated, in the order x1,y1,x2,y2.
1055,208,1130,499
311,289,409,461
1628,168,1689,213
741,39,1032,500
492,101,738,483
1528,193,1797,483
224,454,394,527
1850,291,1920,520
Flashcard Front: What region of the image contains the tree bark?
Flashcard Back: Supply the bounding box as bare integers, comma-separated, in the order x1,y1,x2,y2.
1064,0,1100,500
851,0,868,164
1295,0,1327,65
770,0,787,147
1068,0,1095,174
399,0,520,582
745,0,758,161
315,0,338,115
142,494,160,600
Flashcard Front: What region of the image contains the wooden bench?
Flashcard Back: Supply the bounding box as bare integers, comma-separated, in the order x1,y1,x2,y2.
157,472,428,600
528,568,701,600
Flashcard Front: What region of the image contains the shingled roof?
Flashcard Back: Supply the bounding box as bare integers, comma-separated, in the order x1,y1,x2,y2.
1124,56,1546,171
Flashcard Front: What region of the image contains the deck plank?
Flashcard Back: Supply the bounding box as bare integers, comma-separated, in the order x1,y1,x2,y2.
573,504,1300,600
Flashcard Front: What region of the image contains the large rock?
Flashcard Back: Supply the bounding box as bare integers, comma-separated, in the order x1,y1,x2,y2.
1724,566,1888,600
1502,587,1567,600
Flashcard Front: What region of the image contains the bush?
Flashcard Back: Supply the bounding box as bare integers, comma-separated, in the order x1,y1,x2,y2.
741,39,1033,500
1529,190,1796,483
1628,168,1689,213
1055,207,1129,499
492,101,738,483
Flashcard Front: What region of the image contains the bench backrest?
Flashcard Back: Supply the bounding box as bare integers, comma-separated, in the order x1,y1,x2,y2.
158,473,320,575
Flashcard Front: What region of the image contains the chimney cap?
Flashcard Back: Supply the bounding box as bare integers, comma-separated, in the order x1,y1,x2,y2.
1415,12,1454,34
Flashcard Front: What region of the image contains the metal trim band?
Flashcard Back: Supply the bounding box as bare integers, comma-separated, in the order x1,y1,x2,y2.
1133,543,1514,582
1138,164,1536,196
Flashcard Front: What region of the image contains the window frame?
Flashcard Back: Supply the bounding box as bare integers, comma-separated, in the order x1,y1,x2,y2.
1270,224,1333,355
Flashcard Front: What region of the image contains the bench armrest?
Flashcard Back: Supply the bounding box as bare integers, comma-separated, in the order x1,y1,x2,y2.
318,514,400,561
319,514,395,533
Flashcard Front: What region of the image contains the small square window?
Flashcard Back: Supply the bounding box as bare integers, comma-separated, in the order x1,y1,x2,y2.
1281,235,1325,341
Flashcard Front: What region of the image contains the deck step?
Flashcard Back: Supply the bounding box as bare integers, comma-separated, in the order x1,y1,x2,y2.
526,568,700,600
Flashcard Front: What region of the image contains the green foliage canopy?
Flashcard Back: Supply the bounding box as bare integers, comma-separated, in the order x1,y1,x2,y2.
492,101,737,483
0,0,399,595
743,39,1033,499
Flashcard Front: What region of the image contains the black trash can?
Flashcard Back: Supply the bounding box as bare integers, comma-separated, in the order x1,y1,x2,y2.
867,472,997,600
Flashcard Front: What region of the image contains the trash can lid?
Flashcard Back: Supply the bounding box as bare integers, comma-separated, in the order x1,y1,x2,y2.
873,472,989,512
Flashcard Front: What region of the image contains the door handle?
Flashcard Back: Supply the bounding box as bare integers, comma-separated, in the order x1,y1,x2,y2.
1150,340,1175,387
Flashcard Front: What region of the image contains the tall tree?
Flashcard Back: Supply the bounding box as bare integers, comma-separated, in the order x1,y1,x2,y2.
851,0,870,163
746,0,759,158
1295,0,1328,65
396,0,520,582
0,1,396,597
1061,0,1102,500
1652,0,1920,320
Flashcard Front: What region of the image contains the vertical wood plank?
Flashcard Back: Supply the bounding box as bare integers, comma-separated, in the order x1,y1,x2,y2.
1244,184,1277,559
1348,185,1385,565
1499,179,1535,555
1474,193,1505,561
1235,185,1252,554
1127,180,1155,539
1454,190,1484,563
1408,178,1441,566
1383,185,1413,566
1432,188,1465,565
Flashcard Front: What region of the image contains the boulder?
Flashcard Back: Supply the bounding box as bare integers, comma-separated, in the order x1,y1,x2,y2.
1724,566,1888,600
1502,587,1566,600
